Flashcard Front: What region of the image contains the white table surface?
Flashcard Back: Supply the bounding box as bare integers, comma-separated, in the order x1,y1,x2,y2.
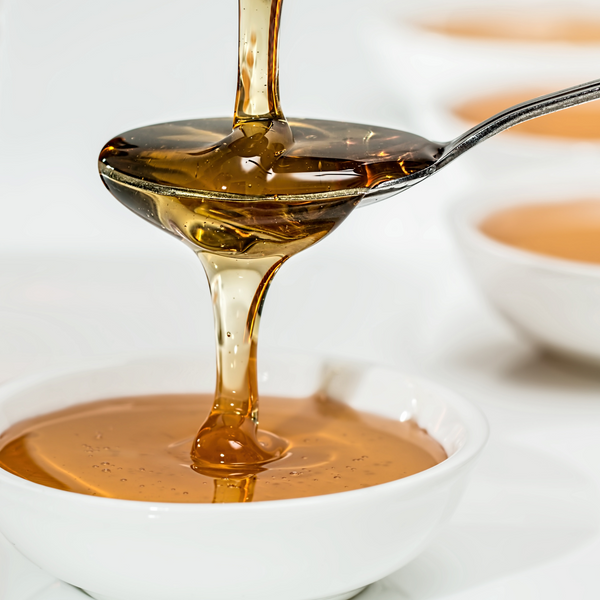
0,168,599,599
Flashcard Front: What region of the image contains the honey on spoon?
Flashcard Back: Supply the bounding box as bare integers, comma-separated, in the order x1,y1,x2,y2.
1,0,600,503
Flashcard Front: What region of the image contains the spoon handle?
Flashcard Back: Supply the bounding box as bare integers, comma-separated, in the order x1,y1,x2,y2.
438,78,600,169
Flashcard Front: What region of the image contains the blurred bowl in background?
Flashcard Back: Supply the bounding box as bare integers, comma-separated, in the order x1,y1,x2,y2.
368,0,600,126
367,0,600,189
429,73,600,179
450,171,600,365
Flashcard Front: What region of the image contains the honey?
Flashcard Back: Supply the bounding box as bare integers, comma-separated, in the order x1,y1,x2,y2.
421,12,600,45
0,394,446,503
480,200,600,264
0,0,448,502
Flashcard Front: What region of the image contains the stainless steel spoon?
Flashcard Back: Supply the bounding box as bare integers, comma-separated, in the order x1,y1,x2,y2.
362,78,600,206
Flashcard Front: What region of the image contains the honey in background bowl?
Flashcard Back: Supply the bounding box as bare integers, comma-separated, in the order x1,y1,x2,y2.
420,10,600,45
480,200,600,264
423,9,600,141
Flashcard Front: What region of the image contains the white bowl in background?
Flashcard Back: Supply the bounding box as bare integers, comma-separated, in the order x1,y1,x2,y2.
0,351,487,600
369,0,600,136
427,74,600,180
366,0,600,185
451,175,600,364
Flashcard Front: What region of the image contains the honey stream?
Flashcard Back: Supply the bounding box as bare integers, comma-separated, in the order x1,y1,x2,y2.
0,0,449,503
97,0,442,490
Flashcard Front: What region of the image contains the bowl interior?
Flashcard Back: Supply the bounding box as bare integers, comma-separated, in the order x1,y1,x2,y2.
451,174,600,274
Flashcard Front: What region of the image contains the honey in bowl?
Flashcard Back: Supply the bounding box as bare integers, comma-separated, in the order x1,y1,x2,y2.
480,200,600,264
454,89,600,140
0,393,446,503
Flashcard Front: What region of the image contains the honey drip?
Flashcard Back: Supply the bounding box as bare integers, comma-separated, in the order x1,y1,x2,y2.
480,200,600,264
97,0,441,482
0,0,449,503
0,394,447,503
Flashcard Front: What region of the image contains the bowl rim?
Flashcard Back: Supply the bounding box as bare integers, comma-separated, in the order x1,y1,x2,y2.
0,350,489,513
450,188,600,279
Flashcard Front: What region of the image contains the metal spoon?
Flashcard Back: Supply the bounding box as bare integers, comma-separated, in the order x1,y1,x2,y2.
362,78,600,206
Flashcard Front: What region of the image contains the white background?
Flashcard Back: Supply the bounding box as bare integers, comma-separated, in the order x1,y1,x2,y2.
1,1,600,599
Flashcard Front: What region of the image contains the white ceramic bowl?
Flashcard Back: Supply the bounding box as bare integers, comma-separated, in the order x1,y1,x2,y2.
451,176,600,364
429,74,600,181
0,352,487,600
369,0,600,136
367,0,600,181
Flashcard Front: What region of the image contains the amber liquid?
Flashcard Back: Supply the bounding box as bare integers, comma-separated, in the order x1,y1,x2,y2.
421,12,600,44
480,200,600,264
0,0,447,499
0,394,446,503
454,89,600,140
95,0,443,478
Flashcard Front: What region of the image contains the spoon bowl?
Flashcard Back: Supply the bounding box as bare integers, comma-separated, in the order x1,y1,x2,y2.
100,79,600,216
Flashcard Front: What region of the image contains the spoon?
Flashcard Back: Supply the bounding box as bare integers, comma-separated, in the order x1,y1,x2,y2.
362,77,600,206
